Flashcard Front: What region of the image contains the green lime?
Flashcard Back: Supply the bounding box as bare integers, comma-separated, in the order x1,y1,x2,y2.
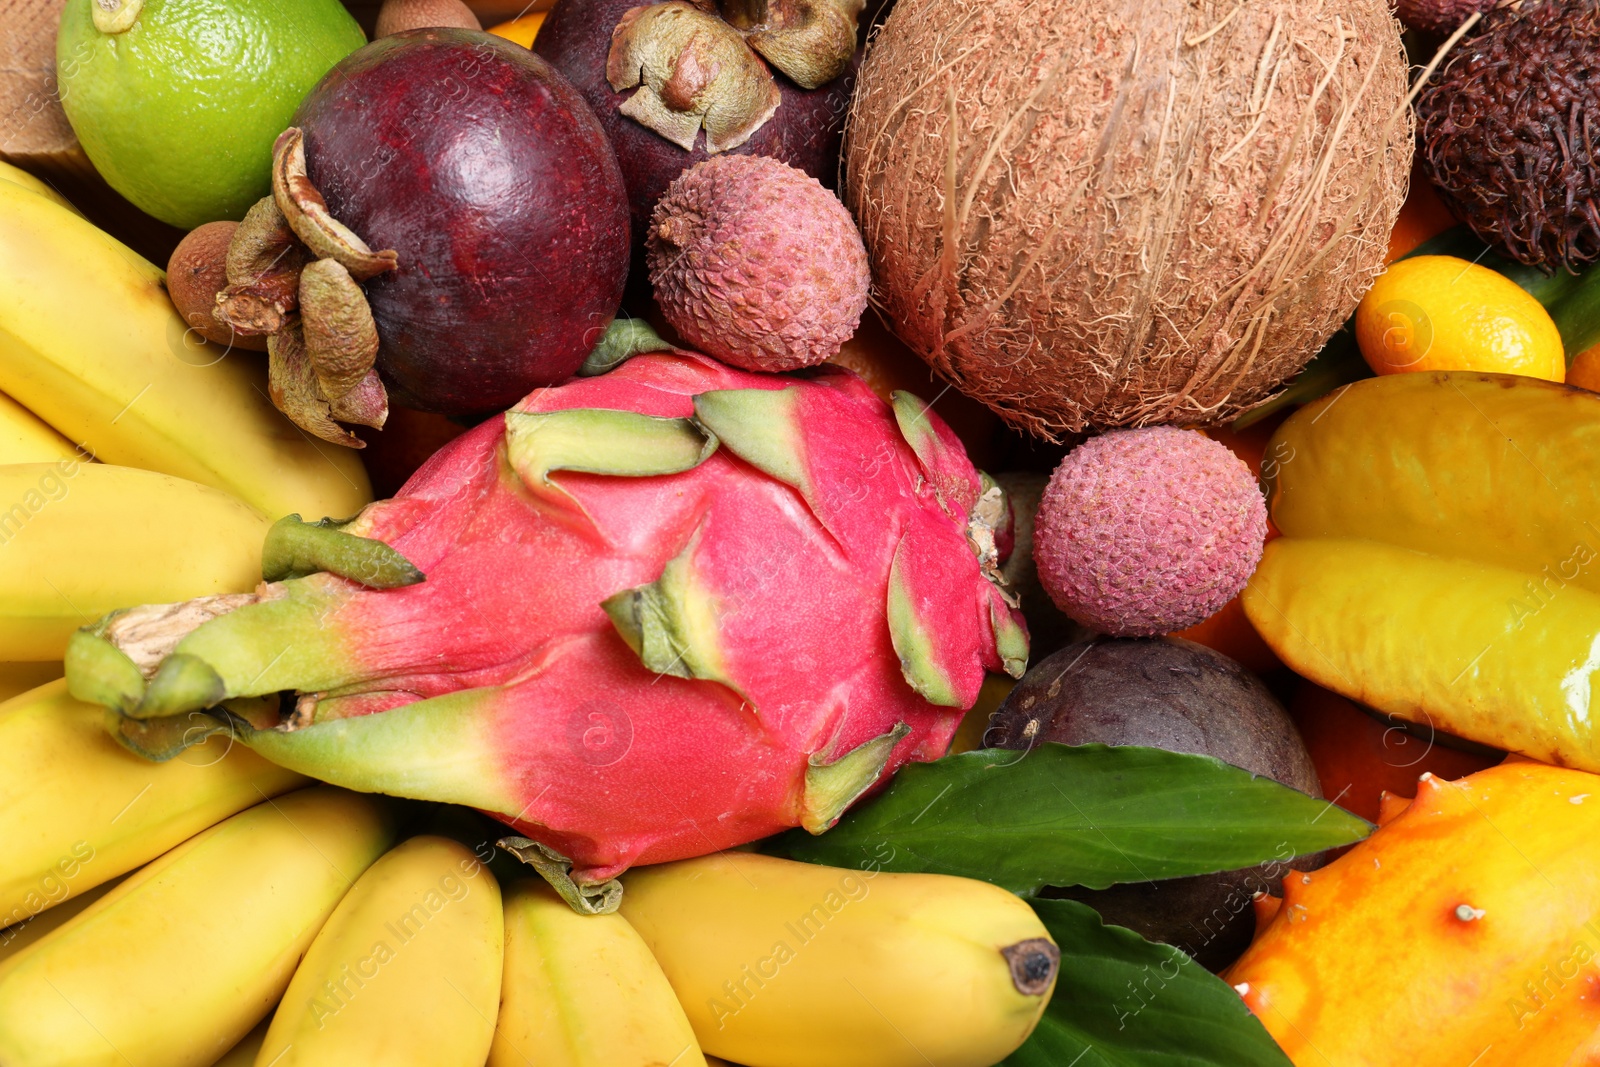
56,0,366,229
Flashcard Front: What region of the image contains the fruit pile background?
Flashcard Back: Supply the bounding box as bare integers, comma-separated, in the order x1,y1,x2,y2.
3,0,1600,1065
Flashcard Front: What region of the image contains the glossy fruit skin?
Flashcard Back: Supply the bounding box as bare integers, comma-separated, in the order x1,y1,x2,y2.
1243,372,1600,770
0,680,305,930
535,0,854,258
259,836,503,1067
1226,761,1600,1066
619,852,1056,1067
0,787,395,1067
296,29,630,414
67,354,1024,883
489,880,706,1067
1355,256,1565,381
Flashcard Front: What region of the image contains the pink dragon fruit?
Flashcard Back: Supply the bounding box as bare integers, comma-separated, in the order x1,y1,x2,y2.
65,352,1025,896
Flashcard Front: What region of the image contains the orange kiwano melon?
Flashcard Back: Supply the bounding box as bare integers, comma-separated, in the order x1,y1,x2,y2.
1225,761,1600,1066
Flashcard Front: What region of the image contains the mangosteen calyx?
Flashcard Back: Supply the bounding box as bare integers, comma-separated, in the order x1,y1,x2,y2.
607,2,781,152
721,0,863,89
606,0,860,151
215,196,307,337
271,129,398,282
215,128,399,449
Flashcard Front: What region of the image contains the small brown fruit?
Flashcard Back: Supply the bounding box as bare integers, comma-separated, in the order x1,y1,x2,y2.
166,222,268,351
1392,0,1496,35
375,0,481,37
1417,0,1600,272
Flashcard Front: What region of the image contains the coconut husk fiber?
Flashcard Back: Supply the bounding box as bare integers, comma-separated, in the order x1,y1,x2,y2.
845,0,1412,438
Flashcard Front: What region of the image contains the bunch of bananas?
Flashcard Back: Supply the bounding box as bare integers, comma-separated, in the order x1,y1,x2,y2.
0,167,372,664
0,679,1056,1067
0,170,1058,1066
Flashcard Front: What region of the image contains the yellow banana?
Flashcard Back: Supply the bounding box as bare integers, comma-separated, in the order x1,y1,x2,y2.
620,853,1059,1067
259,835,503,1067
0,391,81,464
0,679,306,931
489,880,707,1067
211,1019,269,1067
0,786,396,1067
0,875,122,967
0,462,270,659
0,179,371,520
0,662,61,704
0,161,80,216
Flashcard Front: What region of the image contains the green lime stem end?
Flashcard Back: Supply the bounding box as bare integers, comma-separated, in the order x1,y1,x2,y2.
92,0,143,34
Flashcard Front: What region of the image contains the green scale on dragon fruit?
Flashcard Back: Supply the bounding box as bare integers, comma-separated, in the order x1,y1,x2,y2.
66,353,1027,893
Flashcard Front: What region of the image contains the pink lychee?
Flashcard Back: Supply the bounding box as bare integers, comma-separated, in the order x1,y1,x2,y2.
647,154,870,372
1033,426,1267,637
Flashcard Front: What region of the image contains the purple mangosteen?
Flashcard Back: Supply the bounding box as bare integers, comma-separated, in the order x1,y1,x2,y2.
294,29,631,416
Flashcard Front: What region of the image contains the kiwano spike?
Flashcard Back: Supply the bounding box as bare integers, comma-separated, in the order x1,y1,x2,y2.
1226,761,1600,1065
262,514,425,588
1376,790,1412,826
1251,891,1283,932
802,722,911,833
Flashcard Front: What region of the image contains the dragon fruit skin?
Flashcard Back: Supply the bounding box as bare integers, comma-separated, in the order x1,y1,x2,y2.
67,353,1025,884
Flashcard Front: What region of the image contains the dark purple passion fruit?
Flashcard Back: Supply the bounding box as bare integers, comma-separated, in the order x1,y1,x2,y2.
295,28,631,415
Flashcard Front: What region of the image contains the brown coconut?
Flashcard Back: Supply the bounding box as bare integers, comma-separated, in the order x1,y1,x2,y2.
845,0,1412,437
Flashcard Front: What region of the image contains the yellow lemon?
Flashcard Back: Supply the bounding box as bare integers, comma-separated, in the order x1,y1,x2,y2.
1355,255,1565,382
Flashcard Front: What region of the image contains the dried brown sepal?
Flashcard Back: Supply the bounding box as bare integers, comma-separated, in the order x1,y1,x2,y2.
607,2,782,153
271,128,399,281
226,196,302,286
214,196,307,336
722,0,862,89
327,369,389,430
267,324,367,449
214,285,296,336
299,258,381,401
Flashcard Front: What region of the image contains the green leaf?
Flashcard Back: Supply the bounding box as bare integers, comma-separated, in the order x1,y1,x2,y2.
764,744,1371,892
1004,899,1291,1067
